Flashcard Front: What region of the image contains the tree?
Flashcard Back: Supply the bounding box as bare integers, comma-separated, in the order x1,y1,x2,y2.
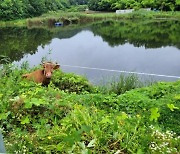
88,0,100,10
0,0,70,20
0,0,25,20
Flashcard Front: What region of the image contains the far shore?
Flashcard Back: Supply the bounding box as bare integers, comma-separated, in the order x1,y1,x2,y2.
0,10,180,27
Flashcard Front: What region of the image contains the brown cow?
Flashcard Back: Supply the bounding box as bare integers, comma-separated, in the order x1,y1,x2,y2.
22,62,60,85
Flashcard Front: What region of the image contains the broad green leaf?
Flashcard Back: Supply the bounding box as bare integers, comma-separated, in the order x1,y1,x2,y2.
100,117,111,124
30,98,45,106
21,116,30,125
121,112,128,120
0,112,10,120
150,108,160,122
117,112,128,121
176,0,180,5
24,100,32,109
57,143,65,151
174,95,180,100
167,104,179,111
137,149,144,154
81,125,91,133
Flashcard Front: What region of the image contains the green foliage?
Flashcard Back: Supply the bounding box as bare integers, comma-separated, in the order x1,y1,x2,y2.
51,70,95,94
88,0,180,11
0,0,25,20
117,82,180,134
167,103,179,111
154,0,177,11
0,64,180,153
67,5,87,12
0,0,70,20
150,108,160,121
99,74,143,95
69,0,89,5
1,0,180,21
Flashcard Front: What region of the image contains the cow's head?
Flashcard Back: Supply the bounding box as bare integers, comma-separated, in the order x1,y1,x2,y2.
42,62,60,78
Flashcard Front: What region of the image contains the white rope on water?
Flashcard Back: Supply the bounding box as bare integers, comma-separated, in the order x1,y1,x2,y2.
61,64,180,79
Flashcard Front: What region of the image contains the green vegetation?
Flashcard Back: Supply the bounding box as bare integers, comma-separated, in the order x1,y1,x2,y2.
88,0,180,11
98,74,144,95
1,0,180,22
1,9,180,27
0,0,70,20
69,0,89,5
0,1,180,153
0,64,180,153
13,11,180,28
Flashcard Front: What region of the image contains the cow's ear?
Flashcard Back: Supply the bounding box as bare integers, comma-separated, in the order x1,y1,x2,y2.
54,64,60,70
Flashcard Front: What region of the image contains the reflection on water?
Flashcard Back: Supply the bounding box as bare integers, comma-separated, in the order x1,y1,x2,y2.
91,20,180,49
0,27,53,62
0,20,180,83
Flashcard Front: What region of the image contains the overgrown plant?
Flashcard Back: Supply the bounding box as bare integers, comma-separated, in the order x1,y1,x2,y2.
98,74,144,95
0,64,179,153
51,70,95,94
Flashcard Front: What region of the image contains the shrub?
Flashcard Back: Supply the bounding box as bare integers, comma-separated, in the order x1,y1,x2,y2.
0,0,70,21
98,74,143,95
51,70,95,94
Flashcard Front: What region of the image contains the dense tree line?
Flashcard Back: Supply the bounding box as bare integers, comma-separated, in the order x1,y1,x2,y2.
1,0,180,21
88,0,180,11
0,0,70,20
69,0,89,5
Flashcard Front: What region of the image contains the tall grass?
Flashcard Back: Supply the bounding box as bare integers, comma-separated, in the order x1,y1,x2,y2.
0,55,11,64
98,73,154,95
0,19,27,27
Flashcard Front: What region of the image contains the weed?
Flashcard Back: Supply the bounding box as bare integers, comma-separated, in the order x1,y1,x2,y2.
0,64,179,153
98,74,144,95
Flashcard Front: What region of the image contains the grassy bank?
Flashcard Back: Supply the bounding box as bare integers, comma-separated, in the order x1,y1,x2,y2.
0,64,179,153
0,19,27,27
0,10,180,27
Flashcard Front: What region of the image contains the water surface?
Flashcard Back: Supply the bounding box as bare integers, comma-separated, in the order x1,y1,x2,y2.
0,20,180,83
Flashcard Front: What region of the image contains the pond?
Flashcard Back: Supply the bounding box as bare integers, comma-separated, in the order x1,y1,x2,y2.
0,20,180,84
